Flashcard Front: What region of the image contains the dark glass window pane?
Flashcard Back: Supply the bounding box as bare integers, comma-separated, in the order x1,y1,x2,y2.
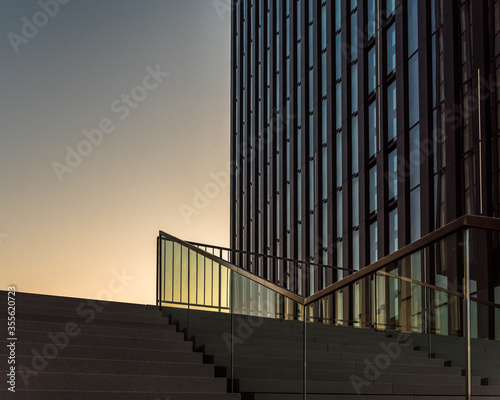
370,221,378,263
388,149,398,200
389,208,398,253
336,82,342,130
351,63,358,113
351,12,358,61
408,54,420,127
352,230,359,270
322,52,327,97
309,69,314,112
368,46,376,93
336,132,342,187
322,100,327,144
369,166,377,213
387,23,396,74
321,5,327,49
352,176,359,227
408,0,419,56
309,24,314,66
335,34,342,80
386,0,395,16
367,0,376,39
336,190,343,237
351,0,357,11
352,116,359,174
410,187,421,242
387,81,397,141
335,0,341,31
322,146,328,199
369,101,377,157
337,241,343,267
409,124,420,189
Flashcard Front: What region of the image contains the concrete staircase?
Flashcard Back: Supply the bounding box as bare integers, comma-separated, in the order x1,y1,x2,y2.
167,308,500,399
0,291,240,399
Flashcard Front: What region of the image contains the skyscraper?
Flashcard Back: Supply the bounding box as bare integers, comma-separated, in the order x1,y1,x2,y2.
230,0,500,296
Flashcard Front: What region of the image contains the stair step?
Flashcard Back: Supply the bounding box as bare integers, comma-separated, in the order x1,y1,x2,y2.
4,356,214,375
6,372,228,392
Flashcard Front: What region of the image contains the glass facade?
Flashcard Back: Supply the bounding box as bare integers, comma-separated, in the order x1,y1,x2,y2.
231,0,500,296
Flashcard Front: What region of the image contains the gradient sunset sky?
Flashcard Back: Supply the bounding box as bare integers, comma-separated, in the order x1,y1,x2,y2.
0,0,231,304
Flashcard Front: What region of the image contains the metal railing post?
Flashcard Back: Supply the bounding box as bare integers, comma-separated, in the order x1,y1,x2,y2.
464,229,472,400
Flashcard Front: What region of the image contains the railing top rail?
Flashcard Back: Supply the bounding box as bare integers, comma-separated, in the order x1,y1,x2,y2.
305,215,500,305
158,230,305,304
159,215,500,307
186,241,355,272
377,271,500,310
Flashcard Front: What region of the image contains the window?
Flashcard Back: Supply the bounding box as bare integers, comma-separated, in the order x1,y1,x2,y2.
409,125,420,189
387,23,396,74
352,176,359,226
369,101,377,157
389,208,398,253
369,166,377,213
336,190,343,237
351,63,358,113
368,46,376,94
410,187,421,241
408,0,419,56
388,149,398,200
336,82,342,130
335,34,342,80
408,55,420,127
352,116,359,174
351,11,358,61
335,0,341,31
367,0,376,39
352,230,360,270
336,131,342,187
370,221,378,263
387,81,397,141
386,0,396,17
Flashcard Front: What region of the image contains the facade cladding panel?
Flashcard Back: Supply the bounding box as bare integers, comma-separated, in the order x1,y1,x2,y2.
230,0,500,296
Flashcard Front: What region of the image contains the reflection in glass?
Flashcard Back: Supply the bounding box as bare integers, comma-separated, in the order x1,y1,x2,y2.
369,101,377,157
387,81,397,141
353,229,360,270
389,208,398,253
388,149,398,200
352,116,359,174
387,23,396,74
352,176,359,227
408,0,419,56
408,55,420,127
410,188,421,242
368,46,376,94
370,221,378,263
369,166,377,213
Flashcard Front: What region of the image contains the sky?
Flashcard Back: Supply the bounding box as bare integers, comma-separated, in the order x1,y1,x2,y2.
0,0,232,305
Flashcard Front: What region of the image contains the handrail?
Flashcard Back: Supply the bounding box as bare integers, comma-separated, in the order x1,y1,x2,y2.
305,215,500,305
159,230,305,304
159,215,500,308
187,240,355,272
377,271,500,310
